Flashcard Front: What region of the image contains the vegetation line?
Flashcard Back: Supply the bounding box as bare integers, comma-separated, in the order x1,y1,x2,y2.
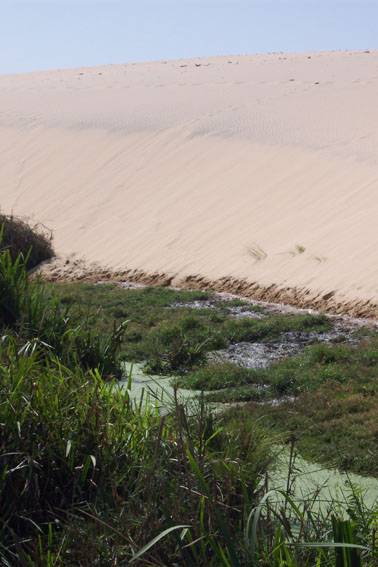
38,258,378,320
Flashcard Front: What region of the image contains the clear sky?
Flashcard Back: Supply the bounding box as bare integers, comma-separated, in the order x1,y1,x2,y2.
1,0,378,75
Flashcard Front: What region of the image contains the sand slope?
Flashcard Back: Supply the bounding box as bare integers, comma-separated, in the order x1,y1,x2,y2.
0,51,377,314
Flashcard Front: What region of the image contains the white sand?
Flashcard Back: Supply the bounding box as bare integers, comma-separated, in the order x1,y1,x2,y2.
0,51,377,313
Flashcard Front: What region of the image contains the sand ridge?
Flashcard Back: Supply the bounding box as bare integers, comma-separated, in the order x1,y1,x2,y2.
1,50,377,314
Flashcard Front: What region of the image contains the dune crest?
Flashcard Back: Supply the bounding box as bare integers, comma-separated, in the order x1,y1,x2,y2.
1,51,377,316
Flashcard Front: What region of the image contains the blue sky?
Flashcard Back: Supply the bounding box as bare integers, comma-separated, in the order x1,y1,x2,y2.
1,0,378,74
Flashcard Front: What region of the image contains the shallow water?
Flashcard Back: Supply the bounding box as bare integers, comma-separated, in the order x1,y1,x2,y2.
271,449,378,511
120,362,200,414
119,364,378,505
118,361,378,504
117,292,377,500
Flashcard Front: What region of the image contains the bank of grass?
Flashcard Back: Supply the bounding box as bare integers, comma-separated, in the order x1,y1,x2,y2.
249,379,378,476
0,274,126,379
180,339,378,396
178,340,378,476
177,362,260,391
223,311,330,343
54,282,331,374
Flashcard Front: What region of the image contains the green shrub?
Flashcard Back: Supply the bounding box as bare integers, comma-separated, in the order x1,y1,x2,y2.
177,362,260,390
0,231,126,377
58,319,128,378
224,313,330,343
306,342,352,364
0,244,33,327
0,221,54,329
205,384,271,403
144,316,225,374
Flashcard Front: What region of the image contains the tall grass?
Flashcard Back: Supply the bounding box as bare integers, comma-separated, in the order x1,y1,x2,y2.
0,227,126,377
2,334,376,565
0,335,274,565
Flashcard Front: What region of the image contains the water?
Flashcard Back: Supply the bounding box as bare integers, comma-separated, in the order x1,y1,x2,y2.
119,362,200,414
271,449,378,511
117,362,378,504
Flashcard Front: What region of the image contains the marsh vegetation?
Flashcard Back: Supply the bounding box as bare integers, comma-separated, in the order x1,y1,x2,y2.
0,218,377,565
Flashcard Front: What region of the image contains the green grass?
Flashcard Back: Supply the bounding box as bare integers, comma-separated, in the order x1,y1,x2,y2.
3,334,376,565
223,312,331,343
175,336,378,476
0,334,274,565
0,234,127,377
55,283,225,365
264,340,378,396
176,362,263,390
218,338,378,476
240,377,378,476
52,282,378,476
206,383,272,403
54,283,332,374
178,338,377,397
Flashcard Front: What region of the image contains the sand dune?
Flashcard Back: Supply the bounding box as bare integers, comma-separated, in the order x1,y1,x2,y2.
0,51,377,315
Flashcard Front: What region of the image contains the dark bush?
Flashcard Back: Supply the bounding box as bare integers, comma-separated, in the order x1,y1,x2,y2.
0,214,54,269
